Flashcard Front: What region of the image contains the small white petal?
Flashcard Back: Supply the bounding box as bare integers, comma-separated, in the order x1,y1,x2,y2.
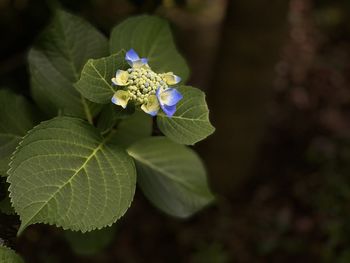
111,90,130,109
141,95,160,116
111,70,129,86
162,72,181,85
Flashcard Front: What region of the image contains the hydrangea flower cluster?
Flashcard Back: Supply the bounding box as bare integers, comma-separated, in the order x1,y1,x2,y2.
111,49,183,117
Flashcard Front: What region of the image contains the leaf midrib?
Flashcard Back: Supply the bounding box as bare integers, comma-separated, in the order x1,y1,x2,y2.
56,14,94,122
158,114,210,122
88,60,115,93
18,132,113,233
128,151,207,196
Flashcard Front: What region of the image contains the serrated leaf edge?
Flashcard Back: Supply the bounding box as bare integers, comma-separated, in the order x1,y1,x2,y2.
157,86,215,145
7,117,136,235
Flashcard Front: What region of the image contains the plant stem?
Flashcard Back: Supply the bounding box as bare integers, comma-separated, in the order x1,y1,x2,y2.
81,97,93,125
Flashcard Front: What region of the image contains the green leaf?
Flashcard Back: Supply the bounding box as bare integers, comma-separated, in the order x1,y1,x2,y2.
109,111,153,148
75,51,128,104
110,15,190,82
127,137,214,218
8,117,136,234
97,104,135,134
0,89,38,176
64,224,116,256
157,86,215,145
0,246,24,263
28,9,107,119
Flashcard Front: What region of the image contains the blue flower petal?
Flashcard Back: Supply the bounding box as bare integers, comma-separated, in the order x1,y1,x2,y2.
161,104,177,117
140,58,148,64
173,75,181,84
125,49,140,66
157,88,183,106
148,110,158,116
132,58,149,68
156,87,161,98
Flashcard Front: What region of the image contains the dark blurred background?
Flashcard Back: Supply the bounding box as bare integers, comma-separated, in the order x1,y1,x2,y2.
2,0,350,262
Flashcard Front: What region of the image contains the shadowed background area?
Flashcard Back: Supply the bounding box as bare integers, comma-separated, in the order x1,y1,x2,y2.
2,0,350,262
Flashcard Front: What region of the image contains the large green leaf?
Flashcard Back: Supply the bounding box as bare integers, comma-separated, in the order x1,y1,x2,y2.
0,89,38,176
109,111,153,148
75,51,128,104
64,224,117,256
127,137,214,218
0,246,24,263
8,117,136,234
28,9,107,119
97,103,135,135
110,15,190,82
157,86,215,145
